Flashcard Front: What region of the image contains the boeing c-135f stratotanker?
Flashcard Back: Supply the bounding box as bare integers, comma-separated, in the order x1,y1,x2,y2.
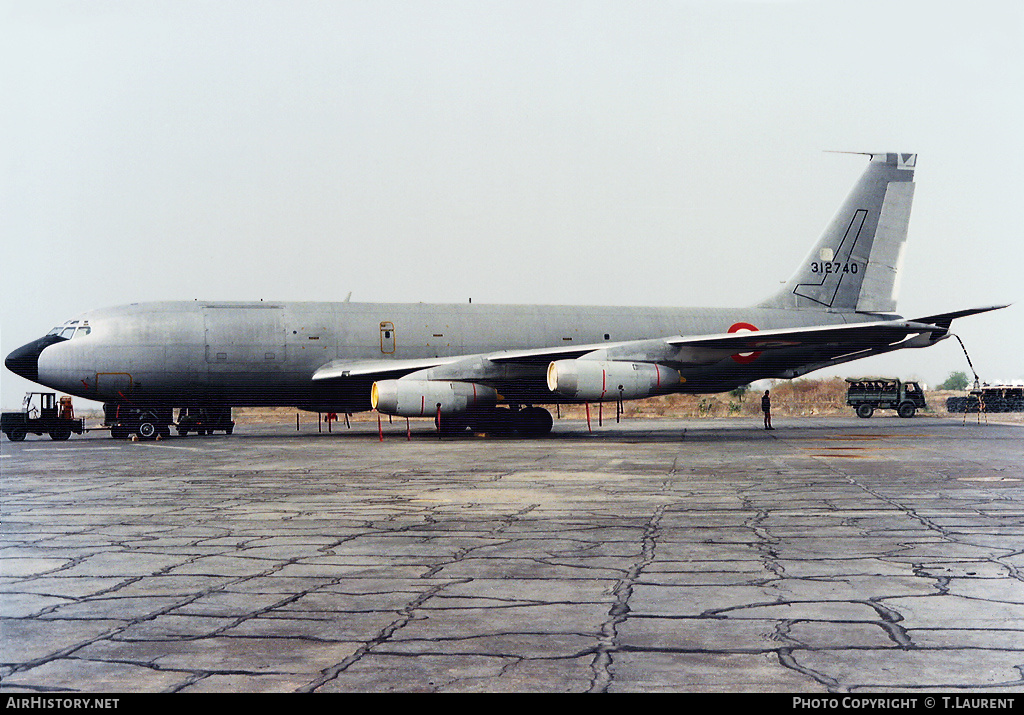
5,153,1006,439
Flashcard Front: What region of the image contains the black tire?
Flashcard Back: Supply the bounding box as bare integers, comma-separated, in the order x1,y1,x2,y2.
7,430,26,442
897,402,916,418
49,429,71,441
856,404,874,419
137,422,157,440
516,407,553,436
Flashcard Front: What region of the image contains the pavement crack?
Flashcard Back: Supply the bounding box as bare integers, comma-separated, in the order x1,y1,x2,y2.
588,504,666,693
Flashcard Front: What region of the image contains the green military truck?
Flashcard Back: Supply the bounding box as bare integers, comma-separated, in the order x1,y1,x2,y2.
845,377,927,418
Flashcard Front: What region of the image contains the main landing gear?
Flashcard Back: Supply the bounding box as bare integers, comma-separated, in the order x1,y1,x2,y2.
435,406,554,437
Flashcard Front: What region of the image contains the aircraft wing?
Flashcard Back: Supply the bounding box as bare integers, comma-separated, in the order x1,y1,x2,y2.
312,316,955,385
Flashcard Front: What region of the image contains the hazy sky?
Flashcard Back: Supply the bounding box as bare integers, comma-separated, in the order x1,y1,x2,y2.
2,0,1022,409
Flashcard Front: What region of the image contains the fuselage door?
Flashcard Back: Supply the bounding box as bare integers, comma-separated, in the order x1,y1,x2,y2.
380,321,396,354
96,372,133,401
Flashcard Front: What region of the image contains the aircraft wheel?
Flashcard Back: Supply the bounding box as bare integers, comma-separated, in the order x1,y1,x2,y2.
897,402,916,418
49,429,71,441
137,422,157,440
856,404,874,419
516,407,553,436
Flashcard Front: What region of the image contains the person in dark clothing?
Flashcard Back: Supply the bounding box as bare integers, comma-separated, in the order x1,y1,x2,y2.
761,390,773,430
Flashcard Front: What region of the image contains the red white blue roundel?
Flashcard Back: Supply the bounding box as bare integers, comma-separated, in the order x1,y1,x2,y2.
728,322,761,364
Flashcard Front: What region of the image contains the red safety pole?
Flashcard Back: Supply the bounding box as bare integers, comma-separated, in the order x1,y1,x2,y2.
406,417,411,441
377,413,383,442
586,403,592,433
599,402,603,427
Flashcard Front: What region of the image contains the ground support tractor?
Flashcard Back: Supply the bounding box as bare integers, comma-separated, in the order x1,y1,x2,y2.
845,377,927,418
2,393,85,441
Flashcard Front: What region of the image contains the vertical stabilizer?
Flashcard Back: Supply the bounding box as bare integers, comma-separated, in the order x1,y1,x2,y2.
759,153,916,313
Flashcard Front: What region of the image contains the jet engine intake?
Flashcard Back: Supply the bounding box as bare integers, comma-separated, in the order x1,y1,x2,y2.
371,379,498,417
546,360,680,401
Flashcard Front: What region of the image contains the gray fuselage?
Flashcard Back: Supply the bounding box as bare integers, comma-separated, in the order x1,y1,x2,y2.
34,300,860,412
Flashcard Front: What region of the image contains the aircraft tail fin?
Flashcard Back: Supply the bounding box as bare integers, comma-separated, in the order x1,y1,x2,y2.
758,152,918,313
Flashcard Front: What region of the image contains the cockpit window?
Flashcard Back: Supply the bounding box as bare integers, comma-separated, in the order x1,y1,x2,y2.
51,320,86,340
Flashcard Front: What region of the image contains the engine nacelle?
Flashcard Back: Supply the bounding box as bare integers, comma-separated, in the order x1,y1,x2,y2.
371,379,498,417
546,360,681,401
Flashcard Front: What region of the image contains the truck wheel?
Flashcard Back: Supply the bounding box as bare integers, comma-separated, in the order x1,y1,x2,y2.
897,402,916,418
856,404,874,419
137,422,157,440
49,429,71,441
7,430,25,442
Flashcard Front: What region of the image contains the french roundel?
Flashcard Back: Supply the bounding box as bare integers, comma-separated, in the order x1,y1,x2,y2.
728,322,761,364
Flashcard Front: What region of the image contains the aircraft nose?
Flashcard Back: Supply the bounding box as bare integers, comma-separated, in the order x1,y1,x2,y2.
5,335,67,383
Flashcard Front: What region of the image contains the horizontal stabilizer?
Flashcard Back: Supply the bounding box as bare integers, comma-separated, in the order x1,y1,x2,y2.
909,305,1008,331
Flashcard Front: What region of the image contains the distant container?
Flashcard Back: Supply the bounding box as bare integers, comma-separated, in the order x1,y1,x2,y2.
946,385,1024,413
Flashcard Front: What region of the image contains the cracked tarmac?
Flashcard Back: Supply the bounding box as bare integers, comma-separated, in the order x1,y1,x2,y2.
1,416,1023,693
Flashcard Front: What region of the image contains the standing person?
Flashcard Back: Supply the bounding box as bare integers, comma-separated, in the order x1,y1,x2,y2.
761,390,774,430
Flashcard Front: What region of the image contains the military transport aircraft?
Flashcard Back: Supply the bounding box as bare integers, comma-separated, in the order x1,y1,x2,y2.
5,153,1005,438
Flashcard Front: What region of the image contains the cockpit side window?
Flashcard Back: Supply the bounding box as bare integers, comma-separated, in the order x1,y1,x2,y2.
60,327,76,339
76,326,91,338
